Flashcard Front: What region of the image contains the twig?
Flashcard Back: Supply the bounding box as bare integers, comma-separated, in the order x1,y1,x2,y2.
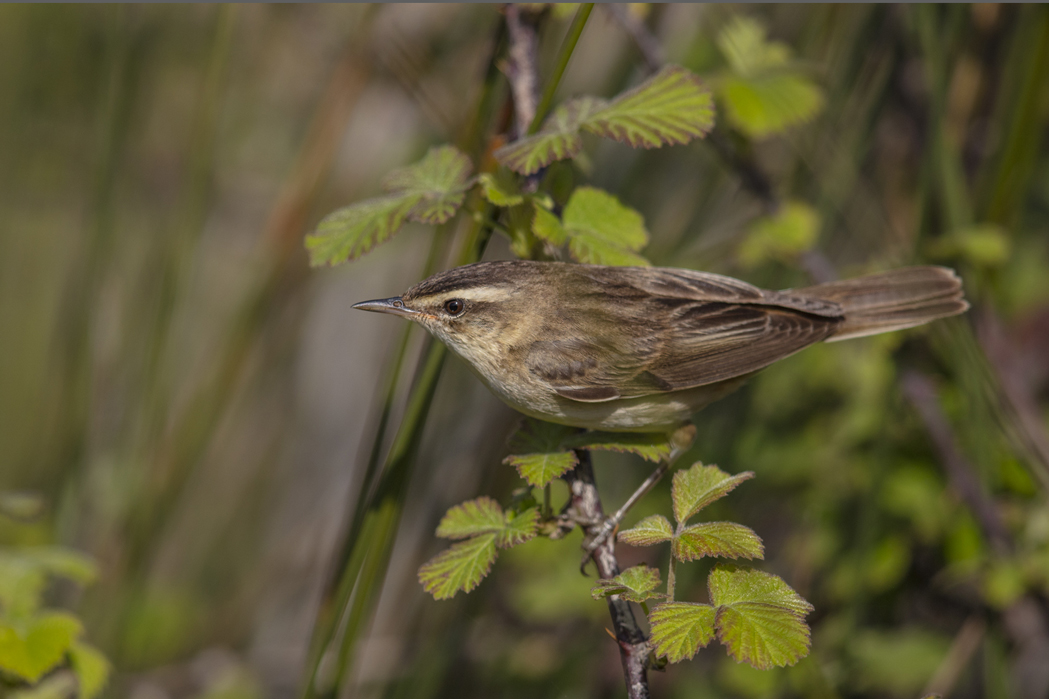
605,4,665,72
504,5,540,138
563,450,650,699
900,371,1012,555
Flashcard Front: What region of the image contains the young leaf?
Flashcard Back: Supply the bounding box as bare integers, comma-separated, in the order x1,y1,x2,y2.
720,74,825,139
69,642,110,699
503,419,579,488
0,612,83,682
618,515,674,547
418,533,499,600
435,497,506,539
532,205,568,246
562,187,650,267
494,98,603,175
672,464,754,526
381,145,474,224
709,565,813,669
498,507,540,549
591,565,665,602
477,172,524,207
673,522,764,562
564,430,675,462
716,16,790,77
649,602,717,663
306,195,419,267
583,65,715,148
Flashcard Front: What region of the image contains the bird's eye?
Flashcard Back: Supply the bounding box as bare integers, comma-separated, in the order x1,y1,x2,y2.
444,299,465,316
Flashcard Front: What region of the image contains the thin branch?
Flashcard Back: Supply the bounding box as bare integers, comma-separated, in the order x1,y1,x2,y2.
504,5,540,138
563,450,650,699
605,4,665,73
529,3,594,134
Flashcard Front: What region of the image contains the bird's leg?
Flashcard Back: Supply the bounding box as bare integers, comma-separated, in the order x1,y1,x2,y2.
581,424,695,561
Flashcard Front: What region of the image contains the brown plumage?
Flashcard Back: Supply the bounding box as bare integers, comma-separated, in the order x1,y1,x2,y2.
354,261,968,431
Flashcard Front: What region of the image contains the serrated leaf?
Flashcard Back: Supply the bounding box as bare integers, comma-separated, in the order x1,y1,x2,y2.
583,65,714,148
739,200,819,266
532,205,568,246
305,195,420,267
435,497,505,539
649,602,717,663
720,74,824,139
562,187,650,266
709,566,813,669
0,612,83,682
495,98,603,175
673,522,764,562
591,565,665,602
477,172,524,207
618,515,674,547
69,642,110,699
716,16,790,77
498,507,540,548
503,419,579,488
418,533,498,600
564,430,674,462
672,464,753,526
381,145,474,224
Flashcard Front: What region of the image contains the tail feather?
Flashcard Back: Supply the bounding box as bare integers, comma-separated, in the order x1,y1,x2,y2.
792,266,969,342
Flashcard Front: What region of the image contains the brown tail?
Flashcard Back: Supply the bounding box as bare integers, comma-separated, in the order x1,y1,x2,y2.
793,266,969,342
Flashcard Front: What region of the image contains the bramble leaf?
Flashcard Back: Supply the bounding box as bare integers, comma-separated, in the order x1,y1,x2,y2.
672,464,754,525
564,430,674,462
562,187,650,266
306,195,419,266
673,522,764,562
381,145,474,224
435,497,506,539
716,16,790,77
583,65,714,148
532,205,568,246
69,642,110,699
739,200,819,266
504,419,579,488
418,533,498,600
709,565,813,669
498,507,540,549
720,74,824,139
649,602,717,663
591,565,665,602
618,515,674,547
477,171,524,207
0,612,83,682
494,98,602,175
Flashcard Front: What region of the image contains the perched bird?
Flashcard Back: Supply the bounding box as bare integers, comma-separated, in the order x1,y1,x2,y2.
354,261,968,432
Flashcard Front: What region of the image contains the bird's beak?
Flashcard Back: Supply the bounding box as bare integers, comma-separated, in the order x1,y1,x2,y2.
352,296,419,319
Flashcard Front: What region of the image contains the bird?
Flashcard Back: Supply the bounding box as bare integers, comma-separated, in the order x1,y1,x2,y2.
353,260,968,433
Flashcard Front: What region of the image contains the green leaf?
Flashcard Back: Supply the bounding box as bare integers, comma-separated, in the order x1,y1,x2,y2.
582,65,714,148
929,224,1010,267
564,430,674,462
716,16,790,77
69,642,110,699
477,171,525,207
561,187,650,266
494,98,602,175
435,497,506,539
532,205,568,246
382,145,474,224
591,565,665,602
649,602,717,663
673,522,764,562
418,533,498,600
0,612,83,682
618,514,674,547
498,507,540,549
305,195,420,267
739,201,820,267
672,464,754,526
719,74,824,139
709,566,813,669
0,555,46,619
503,419,579,488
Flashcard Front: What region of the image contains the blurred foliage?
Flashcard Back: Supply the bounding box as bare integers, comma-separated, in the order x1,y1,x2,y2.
3,4,1049,699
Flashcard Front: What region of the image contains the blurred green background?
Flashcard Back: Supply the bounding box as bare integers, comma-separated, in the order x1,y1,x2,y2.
3,4,1049,699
